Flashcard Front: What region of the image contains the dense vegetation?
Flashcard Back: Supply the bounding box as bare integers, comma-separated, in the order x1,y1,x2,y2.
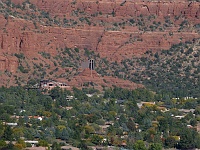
0,86,200,150
96,40,200,98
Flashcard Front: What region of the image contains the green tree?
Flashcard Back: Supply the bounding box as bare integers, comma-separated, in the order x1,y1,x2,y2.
178,128,196,149
0,121,4,138
164,136,176,148
3,126,13,141
15,139,26,149
0,140,7,149
38,139,49,147
91,134,103,145
119,114,127,126
133,140,147,150
49,87,61,99
61,128,69,141
158,118,168,133
148,143,162,150
78,140,88,150
190,118,197,126
52,142,61,150
195,134,200,148
13,127,24,141
73,87,88,101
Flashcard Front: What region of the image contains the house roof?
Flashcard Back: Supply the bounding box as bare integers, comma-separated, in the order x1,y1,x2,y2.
61,145,79,150
24,147,47,150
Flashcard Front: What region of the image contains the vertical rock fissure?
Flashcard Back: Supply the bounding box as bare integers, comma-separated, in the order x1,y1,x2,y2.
95,30,105,51
19,39,23,49
1,36,3,49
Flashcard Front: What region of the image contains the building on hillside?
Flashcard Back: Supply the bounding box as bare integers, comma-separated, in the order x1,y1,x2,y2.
174,115,185,119
28,116,43,121
24,141,39,147
4,123,18,126
137,102,155,109
157,106,168,112
66,96,74,101
178,109,195,114
40,80,70,90
61,145,79,150
81,59,94,70
99,124,110,133
25,147,46,150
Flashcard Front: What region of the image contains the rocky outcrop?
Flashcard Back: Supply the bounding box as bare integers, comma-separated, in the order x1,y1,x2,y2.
97,31,199,60
67,68,143,90
1,16,199,61
0,55,18,72
0,32,36,53
11,0,200,21
0,0,199,61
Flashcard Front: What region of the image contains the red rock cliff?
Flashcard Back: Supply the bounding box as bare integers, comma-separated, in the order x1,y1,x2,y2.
1,0,199,61
0,0,199,87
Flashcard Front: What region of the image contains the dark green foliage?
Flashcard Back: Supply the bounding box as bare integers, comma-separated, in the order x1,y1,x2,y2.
5,0,12,7
60,128,70,140
177,128,196,149
41,11,50,19
148,143,162,150
49,86,61,99
91,135,103,145
3,126,13,141
0,86,199,149
49,87,72,107
0,86,54,113
97,41,200,98
74,48,79,53
0,140,7,149
18,65,29,73
38,140,49,147
104,87,154,102
4,142,18,150
39,52,51,59
133,140,147,150
51,142,61,150
164,137,177,148
27,79,39,87
14,53,25,59
84,48,91,57
73,87,88,101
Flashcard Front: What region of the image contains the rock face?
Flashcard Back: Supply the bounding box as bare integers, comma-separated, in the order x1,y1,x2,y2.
12,0,200,19
1,0,200,58
1,17,199,61
0,55,18,72
0,0,199,87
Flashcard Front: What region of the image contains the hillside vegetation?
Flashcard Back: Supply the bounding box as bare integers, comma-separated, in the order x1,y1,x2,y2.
0,0,199,97
97,40,200,98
